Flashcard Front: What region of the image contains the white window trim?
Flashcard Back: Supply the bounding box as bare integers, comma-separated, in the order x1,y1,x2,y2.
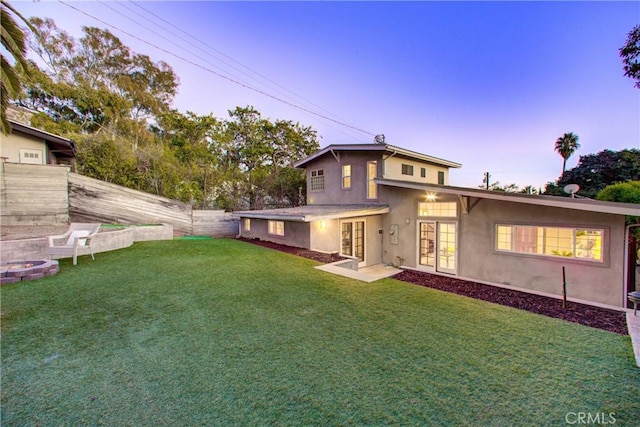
494,224,605,263
342,164,351,189
310,169,324,192
268,220,285,236
366,161,377,200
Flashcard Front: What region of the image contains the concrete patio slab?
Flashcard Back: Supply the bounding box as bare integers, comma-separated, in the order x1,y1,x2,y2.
315,263,401,283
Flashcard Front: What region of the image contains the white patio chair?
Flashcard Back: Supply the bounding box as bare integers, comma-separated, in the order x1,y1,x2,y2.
47,223,102,265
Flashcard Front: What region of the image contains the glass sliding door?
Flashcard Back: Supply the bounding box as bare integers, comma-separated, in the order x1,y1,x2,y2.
418,221,457,274
341,220,365,264
341,222,353,256
419,222,436,268
437,222,456,273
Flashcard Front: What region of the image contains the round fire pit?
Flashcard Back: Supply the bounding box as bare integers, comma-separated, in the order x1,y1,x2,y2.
1,260,59,285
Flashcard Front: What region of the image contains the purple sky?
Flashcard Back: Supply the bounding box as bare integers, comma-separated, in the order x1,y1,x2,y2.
13,1,640,189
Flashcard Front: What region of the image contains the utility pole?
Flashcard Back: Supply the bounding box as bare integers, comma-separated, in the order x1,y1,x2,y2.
482,172,491,190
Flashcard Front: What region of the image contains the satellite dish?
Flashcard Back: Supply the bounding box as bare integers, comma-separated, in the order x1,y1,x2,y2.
374,134,385,144
563,184,580,198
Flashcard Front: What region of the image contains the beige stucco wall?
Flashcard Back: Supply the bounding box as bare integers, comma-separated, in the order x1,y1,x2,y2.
380,185,627,307
309,219,340,253
0,132,46,164
382,156,448,184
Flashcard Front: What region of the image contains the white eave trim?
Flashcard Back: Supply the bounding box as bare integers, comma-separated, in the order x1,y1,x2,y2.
294,144,461,169
232,206,390,222
376,178,640,216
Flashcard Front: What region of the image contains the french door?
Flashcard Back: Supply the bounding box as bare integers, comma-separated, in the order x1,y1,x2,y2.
418,221,457,274
341,220,365,265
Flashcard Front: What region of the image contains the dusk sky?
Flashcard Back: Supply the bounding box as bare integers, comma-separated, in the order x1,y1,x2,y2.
13,1,640,189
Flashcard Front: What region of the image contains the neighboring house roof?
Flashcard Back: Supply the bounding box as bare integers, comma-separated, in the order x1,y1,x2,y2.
9,120,76,158
377,178,640,216
294,143,462,169
233,204,390,222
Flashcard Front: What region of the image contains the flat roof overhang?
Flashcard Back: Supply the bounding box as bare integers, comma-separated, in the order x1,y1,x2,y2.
232,204,390,222
376,178,640,216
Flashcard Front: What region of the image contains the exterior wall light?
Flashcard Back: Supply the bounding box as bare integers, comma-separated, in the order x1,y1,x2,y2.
426,193,437,202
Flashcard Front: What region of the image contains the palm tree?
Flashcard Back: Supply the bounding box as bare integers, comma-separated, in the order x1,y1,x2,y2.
554,132,580,176
1,0,32,134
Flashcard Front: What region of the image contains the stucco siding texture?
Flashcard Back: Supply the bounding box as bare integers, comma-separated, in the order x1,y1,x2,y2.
305,152,383,205
459,199,625,307
380,186,626,307
240,218,310,250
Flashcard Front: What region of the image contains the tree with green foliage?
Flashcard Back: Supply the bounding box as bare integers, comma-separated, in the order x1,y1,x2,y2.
620,24,640,89
12,15,320,211
596,181,640,204
554,132,580,176
19,18,178,140
0,0,32,134
219,106,319,210
544,148,640,198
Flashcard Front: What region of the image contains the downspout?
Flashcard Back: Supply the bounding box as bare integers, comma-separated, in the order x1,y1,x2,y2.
623,224,640,307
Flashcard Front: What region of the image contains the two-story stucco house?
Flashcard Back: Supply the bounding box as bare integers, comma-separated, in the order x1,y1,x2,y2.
235,143,640,310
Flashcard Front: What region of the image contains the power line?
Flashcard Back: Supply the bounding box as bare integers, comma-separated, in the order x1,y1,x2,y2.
116,0,368,142
55,0,377,138
126,0,359,130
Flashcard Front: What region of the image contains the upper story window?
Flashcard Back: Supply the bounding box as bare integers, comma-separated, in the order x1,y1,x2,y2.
310,169,324,192
367,161,377,199
418,202,457,217
401,164,414,176
342,165,351,189
496,225,603,262
268,220,285,236
438,171,445,185
420,168,426,178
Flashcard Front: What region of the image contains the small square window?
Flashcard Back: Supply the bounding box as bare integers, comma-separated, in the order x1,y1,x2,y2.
401,164,414,175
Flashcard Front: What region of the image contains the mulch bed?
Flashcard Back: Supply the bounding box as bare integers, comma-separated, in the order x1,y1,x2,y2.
237,238,629,335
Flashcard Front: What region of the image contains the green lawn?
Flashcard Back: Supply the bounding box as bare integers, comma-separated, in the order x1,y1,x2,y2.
1,239,638,425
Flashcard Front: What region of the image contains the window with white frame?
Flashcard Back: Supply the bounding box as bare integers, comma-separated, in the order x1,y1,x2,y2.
342,164,351,189
268,220,285,236
420,167,426,178
310,169,324,192
418,202,457,217
367,161,377,199
244,218,251,231
496,225,603,262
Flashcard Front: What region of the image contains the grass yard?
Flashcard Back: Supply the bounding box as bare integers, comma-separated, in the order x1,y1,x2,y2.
1,239,638,425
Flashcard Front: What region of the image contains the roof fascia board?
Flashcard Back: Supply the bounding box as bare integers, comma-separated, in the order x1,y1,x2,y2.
385,144,462,168
294,143,461,169
376,178,640,216
9,121,72,145
233,206,390,222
